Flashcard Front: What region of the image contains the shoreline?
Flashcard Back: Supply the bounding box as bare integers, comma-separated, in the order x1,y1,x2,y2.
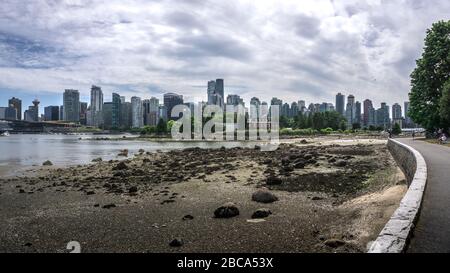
0,138,405,253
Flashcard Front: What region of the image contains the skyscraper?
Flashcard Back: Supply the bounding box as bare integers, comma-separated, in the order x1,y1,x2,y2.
392,103,402,120
89,85,103,127
207,80,216,105
345,95,355,126
215,79,224,107
120,102,132,129
102,102,113,129
8,97,22,120
164,93,184,120
112,93,121,129
336,93,345,116
226,95,243,106
80,102,88,125
63,89,80,122
44,106,59,121
355,101,362,125
131,96,143,128
148,97,160,126
363,99,373,126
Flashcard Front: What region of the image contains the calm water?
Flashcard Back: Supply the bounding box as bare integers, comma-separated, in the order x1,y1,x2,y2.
0,134,259,176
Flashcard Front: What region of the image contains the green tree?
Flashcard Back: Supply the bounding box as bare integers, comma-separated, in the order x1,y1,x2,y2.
392,123,402,135
439,80,450,129
409,20,450,131
156,118,167,134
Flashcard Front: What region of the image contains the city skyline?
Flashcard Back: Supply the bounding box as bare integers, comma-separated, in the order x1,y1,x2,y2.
1,1,450,110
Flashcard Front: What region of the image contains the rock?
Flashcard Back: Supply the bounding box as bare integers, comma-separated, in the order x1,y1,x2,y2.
294,161,305,169
182,215,194,221
311,196,323,201
92,157,102,162
335,160,347,167
118,149,129,157
19,189,25,194
252,208,272,219
128,186,138,193
42,160,53,166
324,239,346,248
328,158,337,163
86,191,96,195
252,189,279,203
263,159,272,165
139,149,145,153
300,139,308,144
214,202,240,218
113,162,128,171
169,238,184,247
102,204,116,209
266,176,282,185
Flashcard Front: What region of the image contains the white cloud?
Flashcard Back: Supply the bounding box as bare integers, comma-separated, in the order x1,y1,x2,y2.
0,0,449,108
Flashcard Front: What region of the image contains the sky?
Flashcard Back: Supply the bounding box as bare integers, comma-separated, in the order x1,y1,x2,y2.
1,0,449,115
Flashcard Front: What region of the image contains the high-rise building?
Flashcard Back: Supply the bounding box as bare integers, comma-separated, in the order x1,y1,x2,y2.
8,97,22,120
336,93,345,116
298,100,306,113
0,106,17,120
226,94,243,106
291,102,299,117
215,79,224,107
404,101,413,128
131,96,143,128
63,89,80,122
24,99,40,122
44,106,59,121
80,102,88,125
148,97,160,126
120,102,132,129
164,93,184,120
375,103,390,129
281,103,290,117
102,102,113,129
207,81,216,105
355,101,362,125
112,93,121,129
59,106,64,121
392,103,402,120
363,99,373,126
89,85,103,127
159,105,168,122
345,95,356,126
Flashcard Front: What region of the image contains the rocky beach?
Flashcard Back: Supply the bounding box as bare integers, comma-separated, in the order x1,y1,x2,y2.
0,138,406,253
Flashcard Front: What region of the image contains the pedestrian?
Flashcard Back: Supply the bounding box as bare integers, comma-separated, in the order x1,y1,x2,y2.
412,131,415,140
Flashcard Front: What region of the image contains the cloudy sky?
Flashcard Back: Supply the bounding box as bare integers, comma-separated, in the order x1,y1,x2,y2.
0,0,449,112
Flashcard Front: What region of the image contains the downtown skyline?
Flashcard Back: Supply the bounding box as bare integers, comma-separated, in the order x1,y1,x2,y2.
1,1,450,110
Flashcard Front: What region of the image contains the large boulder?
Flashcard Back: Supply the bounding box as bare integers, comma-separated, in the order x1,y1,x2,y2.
42,160,53,166
113,162,128,171
214,202,240,218
252,188,279,203
252,208,272,219
266,176,282,185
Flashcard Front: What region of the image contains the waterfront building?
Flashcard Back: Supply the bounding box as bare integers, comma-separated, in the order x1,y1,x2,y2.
363,99,373,126
112,93,121,129
89,85,103,127
355,101,362,125
8,97,22,120
164,93,184,120
102,102,113,129
24,99,40,122
44,106,59,121
120,102,132,129
80,102,88,125
63,89,80,122
0,106,17,120
131,96,143,128
392,103,402,120
345,95,356,127
336,93,345,116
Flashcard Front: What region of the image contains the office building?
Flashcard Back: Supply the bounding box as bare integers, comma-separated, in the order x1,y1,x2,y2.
8,97,22,120
131,96,143,128
164,93,183,120
44,106,59,121
63,89,80,122
336,93,345,116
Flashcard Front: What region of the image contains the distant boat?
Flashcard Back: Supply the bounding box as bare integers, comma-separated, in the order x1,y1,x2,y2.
1,131,10,137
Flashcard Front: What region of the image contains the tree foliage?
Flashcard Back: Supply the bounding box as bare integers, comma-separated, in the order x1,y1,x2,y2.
409,20,450,131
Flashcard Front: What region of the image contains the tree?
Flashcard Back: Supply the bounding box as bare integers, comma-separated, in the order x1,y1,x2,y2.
439,80,450,130
156,118,167,134
409,20,450,132
392,123,402,135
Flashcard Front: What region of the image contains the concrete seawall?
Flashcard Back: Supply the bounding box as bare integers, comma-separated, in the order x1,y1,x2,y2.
368,138,427,253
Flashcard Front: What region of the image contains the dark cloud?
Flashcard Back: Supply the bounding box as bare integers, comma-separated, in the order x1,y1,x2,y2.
294,14,321,38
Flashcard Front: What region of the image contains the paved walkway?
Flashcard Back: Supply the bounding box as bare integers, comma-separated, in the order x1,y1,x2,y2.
397,138,450,253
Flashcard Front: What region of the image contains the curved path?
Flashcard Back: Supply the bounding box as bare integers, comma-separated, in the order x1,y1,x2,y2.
397,138,450,253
